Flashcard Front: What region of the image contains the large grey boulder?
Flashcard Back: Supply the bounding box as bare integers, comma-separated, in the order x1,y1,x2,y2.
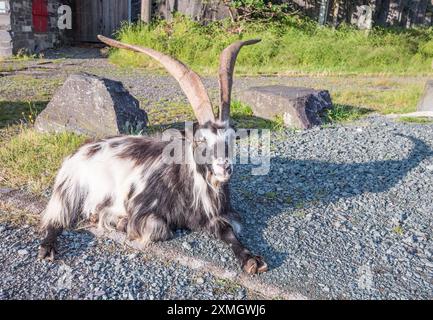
35,73,148,137
237,86,333,129
417,80,433,112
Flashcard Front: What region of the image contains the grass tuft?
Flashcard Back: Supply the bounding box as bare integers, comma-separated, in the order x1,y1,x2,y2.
332,83,423,114
0,101,47,129
398,116,433,124
323,104,372,123
230,100,285,129
0,129,87,193
231,100,254,118
392,225,404,236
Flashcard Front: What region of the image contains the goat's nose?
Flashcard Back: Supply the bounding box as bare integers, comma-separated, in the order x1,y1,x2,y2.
216,158,225,165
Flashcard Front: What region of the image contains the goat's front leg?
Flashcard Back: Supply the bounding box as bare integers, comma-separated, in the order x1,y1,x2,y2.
213,220,268,274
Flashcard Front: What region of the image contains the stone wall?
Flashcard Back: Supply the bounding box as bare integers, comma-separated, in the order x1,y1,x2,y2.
0,0,70,57
0,0,12,56
11,0,70,54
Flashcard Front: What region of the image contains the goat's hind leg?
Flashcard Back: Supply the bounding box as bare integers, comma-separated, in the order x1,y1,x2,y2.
38,182,83,261
38,197,65,261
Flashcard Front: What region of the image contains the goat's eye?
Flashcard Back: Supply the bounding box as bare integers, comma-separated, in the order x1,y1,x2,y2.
196,137,206,143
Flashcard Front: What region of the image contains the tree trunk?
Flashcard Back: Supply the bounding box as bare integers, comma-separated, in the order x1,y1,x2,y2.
386,0,407,26
407,0,428,26
332,0,341,26
141,0,152,23
319,0,331,25
372,0,389,26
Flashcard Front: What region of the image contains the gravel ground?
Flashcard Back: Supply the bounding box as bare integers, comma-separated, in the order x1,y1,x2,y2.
0,222,259,300
1,49,433,299
3,115,431,300
158,115,433,300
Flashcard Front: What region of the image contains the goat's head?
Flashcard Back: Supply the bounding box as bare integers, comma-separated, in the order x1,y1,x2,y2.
192,120,234,183
97,35,260,183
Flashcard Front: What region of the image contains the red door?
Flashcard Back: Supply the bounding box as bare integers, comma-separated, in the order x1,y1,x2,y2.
32,0,48,32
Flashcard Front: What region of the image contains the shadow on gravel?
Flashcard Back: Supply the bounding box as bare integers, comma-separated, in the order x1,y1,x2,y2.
239,134,433,270
57,230,97,259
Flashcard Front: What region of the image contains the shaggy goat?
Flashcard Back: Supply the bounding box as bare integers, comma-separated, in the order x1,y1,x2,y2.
38,35,267,274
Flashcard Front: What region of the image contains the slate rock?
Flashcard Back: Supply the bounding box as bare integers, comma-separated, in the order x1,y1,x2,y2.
35,73,148,137
237,85,333,129
417,80,433,112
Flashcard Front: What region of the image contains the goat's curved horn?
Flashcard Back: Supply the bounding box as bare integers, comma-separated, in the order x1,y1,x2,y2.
98,35,215,125
218,39,261,121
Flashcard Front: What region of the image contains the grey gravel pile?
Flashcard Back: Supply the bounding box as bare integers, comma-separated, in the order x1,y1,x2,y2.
157,115,433,299
0,223,253,300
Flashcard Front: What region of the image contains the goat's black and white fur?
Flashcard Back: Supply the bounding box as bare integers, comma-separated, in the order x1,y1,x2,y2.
38,36,267,274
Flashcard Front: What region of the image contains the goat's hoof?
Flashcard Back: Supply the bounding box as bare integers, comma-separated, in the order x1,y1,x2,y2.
116,217,128,233
37,244,56,261
243,255,268,274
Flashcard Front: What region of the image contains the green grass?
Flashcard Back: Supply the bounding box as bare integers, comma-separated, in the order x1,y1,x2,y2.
392,225,404,236
0,101,47,128
230,100,285,129
144,100,196,126
142,99,284,130
0,75,63,102
231,99,254,118
109,15,433,76
13,50,40,61
332,82,423,114
108,16,428,119
214,278,243,295
0,129,87,193
398,116,433,124
264,191,277,200
323,104,372,123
